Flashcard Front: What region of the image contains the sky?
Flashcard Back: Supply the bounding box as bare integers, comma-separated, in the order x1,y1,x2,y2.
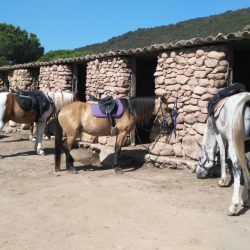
1,0,250,52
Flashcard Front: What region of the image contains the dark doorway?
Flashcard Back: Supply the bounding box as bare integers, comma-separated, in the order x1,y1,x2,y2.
135,58,157,144
31,68,40,90
233,49,250,91
77,64,87,101
2,71,9,91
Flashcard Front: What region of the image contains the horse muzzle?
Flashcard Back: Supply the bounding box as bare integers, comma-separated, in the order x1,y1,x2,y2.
195,164,208,179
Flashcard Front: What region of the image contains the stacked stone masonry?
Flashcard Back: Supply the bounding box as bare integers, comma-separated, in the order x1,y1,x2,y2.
8,69,34,90
86,57,131,99
152,45,228,160
85,57,132,145
38,65,73,92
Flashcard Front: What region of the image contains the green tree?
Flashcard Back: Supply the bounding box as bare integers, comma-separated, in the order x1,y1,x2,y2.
0,23,44,66
38,49,94,61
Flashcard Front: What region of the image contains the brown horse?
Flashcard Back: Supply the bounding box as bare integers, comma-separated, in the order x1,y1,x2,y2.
54,96,173,174
0,91,55,155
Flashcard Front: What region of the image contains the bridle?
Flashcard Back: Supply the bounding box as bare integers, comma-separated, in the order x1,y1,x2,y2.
154,97,175,136
198,147,217,171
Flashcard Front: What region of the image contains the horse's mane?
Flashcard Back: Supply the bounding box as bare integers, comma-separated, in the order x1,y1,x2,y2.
47,92,74,111
122,96,155,125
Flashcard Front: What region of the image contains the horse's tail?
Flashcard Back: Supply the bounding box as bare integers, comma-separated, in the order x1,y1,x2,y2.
232,95,250,185
54,114,63,172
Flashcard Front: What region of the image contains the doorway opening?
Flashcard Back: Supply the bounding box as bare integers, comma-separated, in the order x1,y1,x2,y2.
135,57,157,144
233,48,250,91
76,64,87,101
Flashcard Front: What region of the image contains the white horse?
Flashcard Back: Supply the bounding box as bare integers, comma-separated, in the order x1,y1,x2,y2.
29,91,75,141
195,92,250,215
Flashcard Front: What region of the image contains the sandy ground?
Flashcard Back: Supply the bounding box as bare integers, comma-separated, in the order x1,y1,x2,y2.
1,131,250,250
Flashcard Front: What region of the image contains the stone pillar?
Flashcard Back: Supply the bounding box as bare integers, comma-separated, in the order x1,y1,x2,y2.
152,45,228,160
38,64,73,92
8,69,35,90
86,57,131,99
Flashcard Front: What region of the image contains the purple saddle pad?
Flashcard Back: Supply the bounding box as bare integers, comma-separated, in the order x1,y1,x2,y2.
91,99,124,118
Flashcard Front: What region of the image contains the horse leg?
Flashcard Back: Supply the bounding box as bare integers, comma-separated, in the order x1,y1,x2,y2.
0,121,5,135
113,132,127,174
217,135,227,187
241,145,250,207
63,135,76,172
0,120,5,157
227,163,242,216
227,144,241,215
34,121,46,155
29,123,35,141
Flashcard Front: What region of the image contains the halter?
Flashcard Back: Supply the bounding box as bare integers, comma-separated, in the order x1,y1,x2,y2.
198,147,217,171
155,97,174,136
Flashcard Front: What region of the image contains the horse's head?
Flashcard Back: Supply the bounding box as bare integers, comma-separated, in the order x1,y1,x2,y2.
195,118,218,178
153,96,174,135
195,144,217,179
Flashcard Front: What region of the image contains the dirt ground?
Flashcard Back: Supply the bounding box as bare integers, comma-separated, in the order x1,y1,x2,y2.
0,131,250,250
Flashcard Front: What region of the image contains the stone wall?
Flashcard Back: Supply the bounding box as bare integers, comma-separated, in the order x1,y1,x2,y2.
8,69,34,90
151,45,228,160
85,57,132,145
38,65,73,92
86,57,131,99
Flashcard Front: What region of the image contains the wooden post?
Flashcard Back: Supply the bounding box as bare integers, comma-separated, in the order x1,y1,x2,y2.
72,64,78,96
130,58,136,146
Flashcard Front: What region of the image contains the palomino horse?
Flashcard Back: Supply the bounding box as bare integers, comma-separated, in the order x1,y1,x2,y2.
195,92,250,215
54,96,173,174
0,91,55,155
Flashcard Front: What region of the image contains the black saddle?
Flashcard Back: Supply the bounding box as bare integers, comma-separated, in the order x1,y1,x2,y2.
207,83,247,116
15,90,51,122
90,95,117,115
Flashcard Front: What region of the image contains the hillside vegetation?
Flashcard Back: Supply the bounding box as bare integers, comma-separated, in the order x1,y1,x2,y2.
40,8,250,61
76,8,250,54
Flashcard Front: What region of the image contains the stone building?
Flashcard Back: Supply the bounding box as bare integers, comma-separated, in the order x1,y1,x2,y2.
0,29,250,167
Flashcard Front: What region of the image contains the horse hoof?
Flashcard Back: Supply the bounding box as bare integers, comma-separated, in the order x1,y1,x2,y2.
218,179,227,187
68,167,78,174
115,168,123,175
38,150,45,156
227,205,238,216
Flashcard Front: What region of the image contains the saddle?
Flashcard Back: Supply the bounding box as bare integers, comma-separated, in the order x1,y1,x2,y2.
91,95,117,115
89,95,124,135
207,83,247,116
15,90,51,122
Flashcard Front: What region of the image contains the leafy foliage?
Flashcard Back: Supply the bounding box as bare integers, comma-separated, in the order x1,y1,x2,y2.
0,23,44,66
76,8,250,54
38,49,94,62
